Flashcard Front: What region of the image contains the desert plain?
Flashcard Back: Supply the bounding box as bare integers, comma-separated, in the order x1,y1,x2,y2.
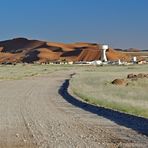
0,64,147,148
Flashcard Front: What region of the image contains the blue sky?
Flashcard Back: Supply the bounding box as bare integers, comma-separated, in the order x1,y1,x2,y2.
0,0,148,49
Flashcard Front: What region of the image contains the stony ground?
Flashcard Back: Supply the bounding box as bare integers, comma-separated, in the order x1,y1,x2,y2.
0,70,147,148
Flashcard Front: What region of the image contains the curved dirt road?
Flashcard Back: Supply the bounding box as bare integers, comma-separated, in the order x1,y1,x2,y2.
0,71,148,148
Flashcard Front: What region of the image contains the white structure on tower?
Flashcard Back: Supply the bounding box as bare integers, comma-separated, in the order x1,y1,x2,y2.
132,56,137,63
101,45,108,62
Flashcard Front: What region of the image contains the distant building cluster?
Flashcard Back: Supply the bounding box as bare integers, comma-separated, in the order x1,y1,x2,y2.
1,44,148,66
30,44,148,66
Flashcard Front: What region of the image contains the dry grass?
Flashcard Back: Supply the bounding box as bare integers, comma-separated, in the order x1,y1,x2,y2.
0,64,72,80
70,64,148,118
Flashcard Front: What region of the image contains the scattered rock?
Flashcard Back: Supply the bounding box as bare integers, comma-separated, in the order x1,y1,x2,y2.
127,73,148,79
23,139,27,143
137,73,148,78
137,73,145,78
113,73,148,86
15,133,19,138
127,74,137,79
112,79,128,86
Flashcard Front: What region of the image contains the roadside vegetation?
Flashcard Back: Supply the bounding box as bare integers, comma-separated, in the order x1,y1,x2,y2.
70,64,148,118
0,64,72,80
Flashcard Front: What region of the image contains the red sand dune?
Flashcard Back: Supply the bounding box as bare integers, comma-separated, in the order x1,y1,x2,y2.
106,48,131,61
0,37,145,64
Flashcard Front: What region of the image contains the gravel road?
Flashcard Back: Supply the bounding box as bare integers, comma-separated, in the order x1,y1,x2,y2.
0,70,147,148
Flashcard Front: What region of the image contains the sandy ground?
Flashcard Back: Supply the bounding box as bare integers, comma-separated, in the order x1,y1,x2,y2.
0,70,147,148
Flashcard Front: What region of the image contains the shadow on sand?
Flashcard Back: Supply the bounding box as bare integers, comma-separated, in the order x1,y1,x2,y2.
59,77,148,136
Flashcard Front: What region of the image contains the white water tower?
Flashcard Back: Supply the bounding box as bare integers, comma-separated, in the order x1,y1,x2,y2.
101,45,108,62
133,56,137,63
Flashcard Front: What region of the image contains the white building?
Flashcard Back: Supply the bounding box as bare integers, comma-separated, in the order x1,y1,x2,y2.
87,60,102,65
